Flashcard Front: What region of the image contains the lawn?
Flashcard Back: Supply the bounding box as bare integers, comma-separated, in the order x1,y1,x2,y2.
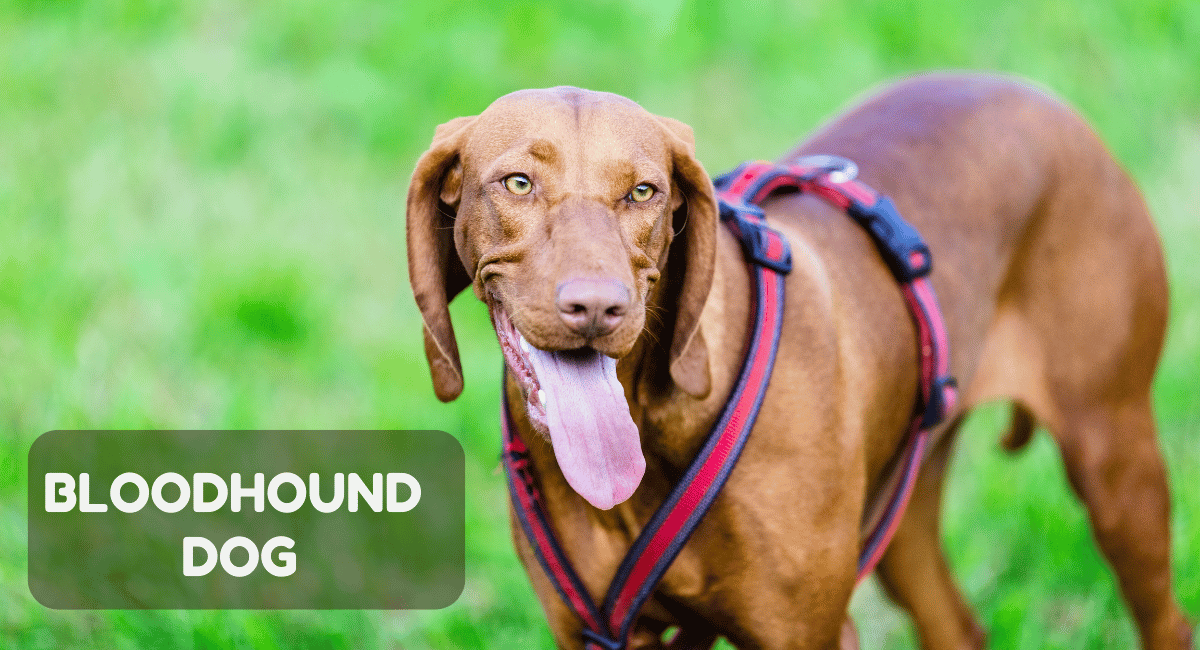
0,0,1196,648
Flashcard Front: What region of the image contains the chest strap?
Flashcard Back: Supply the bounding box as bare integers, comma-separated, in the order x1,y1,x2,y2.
502,156,957,649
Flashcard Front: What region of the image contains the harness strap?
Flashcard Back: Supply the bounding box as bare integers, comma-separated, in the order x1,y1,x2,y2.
502,157,957,648
716,159,958,581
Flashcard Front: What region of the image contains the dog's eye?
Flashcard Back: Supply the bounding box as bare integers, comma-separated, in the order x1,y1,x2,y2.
628,183,655,203
503,174,533,195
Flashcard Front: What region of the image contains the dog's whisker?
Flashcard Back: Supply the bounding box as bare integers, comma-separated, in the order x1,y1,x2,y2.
673,195,689,238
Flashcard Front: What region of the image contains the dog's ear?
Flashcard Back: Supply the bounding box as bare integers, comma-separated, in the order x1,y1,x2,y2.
657,115,716,398
407,115,477,402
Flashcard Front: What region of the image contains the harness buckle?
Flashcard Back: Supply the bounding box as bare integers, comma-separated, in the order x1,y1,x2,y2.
921,375,958,429
845,196,932,282
581,628,624,650
718,200,793,274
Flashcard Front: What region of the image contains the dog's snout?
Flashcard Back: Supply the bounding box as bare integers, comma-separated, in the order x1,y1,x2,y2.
556,278,630,339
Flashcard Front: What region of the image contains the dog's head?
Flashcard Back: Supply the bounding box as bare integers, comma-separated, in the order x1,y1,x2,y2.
407,88,717,509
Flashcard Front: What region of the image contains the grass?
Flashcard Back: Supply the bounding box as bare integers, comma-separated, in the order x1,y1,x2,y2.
0,0,1196,647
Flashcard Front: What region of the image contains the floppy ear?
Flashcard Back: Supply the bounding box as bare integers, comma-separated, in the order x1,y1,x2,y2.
406,115,476,402
656,116,717,398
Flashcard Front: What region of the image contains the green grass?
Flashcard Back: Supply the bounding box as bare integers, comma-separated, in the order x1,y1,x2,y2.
1,0,1196,647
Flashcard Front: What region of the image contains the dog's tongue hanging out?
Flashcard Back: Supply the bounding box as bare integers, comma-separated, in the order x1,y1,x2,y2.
496,306,645,510
524,344,645,510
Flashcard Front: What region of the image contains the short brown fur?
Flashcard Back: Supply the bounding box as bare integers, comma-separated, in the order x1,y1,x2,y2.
407,73,1193,649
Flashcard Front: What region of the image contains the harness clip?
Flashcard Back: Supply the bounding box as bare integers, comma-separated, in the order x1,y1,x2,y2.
718,200,793,274
921,375,958,429
845,196,932,283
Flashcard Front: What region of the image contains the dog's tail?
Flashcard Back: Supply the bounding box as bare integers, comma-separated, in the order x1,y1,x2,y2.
1001,402,1037,452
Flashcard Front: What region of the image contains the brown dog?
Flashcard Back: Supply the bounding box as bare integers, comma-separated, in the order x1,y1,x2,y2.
406,73,1193,649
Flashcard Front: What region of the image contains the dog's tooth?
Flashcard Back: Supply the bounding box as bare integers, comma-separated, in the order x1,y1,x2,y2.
537,389,546,405
519,336,530,354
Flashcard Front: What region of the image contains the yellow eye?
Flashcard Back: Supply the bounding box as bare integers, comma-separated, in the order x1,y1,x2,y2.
628,183,655,203
503,174,533,195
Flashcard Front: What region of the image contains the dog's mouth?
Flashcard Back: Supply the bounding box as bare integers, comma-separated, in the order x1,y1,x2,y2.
490,302,645,510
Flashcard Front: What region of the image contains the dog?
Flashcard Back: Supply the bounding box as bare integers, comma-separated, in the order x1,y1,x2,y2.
406,72,1193,649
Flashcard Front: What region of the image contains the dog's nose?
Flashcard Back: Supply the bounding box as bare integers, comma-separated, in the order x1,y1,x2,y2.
556,278,630,339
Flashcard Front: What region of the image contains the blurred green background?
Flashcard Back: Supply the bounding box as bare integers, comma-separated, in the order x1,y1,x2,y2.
1,0,1196,648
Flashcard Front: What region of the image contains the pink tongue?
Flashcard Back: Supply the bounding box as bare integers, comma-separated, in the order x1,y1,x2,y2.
524,345,644,510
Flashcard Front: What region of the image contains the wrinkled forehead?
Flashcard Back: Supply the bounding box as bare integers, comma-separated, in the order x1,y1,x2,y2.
462,87,671,169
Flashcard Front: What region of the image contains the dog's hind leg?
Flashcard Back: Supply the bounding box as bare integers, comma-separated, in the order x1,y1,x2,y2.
978,138,1193,648
874,421,988,650
1044,394,1193,650
969,312,1191,649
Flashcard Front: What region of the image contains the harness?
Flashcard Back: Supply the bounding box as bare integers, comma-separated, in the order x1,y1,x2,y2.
501,156,958,649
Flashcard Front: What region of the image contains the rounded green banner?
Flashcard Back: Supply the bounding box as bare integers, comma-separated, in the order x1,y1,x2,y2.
28,430,464,610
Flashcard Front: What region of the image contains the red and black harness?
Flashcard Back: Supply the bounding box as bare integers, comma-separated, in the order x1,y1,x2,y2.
501,157,958,649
